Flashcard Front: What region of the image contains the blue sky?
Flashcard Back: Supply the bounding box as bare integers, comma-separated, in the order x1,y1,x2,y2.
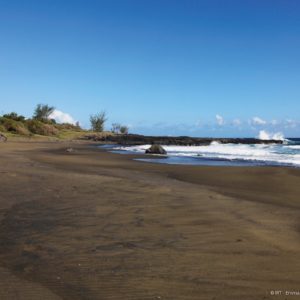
0,0,299,137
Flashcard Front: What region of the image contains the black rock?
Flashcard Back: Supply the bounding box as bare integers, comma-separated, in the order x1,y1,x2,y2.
90,133,283,146
0,133,7,142
145,144,167,155
66,148,75,153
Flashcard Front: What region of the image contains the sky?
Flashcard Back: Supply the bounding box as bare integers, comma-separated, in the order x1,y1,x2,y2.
0,0,299,137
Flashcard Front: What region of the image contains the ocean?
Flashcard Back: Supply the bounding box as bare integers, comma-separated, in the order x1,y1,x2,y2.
111,138,300,167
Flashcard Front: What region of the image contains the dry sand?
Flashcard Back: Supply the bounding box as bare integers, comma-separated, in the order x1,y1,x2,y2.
0,141,300,300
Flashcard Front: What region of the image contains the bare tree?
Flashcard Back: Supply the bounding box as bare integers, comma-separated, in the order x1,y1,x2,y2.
90,111,107,132
111,123,121,133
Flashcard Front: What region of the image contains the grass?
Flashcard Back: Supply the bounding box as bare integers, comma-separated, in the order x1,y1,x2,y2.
0,123,114,142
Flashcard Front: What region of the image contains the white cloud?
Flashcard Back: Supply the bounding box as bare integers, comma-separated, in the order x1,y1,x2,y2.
252,117,267,126
284,119,298,129
49,109,77,125
232,119,241,126
215,114,225,126
270,119,279,126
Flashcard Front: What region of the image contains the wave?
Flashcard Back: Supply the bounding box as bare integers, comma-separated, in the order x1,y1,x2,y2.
115,142,300,167
284,145,300,150
257,130,285,141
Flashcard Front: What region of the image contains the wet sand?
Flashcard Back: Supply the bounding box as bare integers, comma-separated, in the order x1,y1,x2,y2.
0,141,300,300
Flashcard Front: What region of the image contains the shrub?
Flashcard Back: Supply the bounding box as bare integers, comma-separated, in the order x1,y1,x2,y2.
120,125,129,134
3,112,26,122
111,123,129,134
15,125,31,136
55,123,82,131
27,119,58,136
42,124,59,136
0,117,30,135
0,124,7,132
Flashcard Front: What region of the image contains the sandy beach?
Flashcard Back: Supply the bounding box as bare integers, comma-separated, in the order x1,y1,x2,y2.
0,141,300,300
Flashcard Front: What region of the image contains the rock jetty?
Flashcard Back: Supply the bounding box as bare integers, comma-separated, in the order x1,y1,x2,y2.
85,133,283,146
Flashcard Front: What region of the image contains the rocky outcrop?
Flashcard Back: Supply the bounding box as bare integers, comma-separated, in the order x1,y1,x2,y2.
145,144,167,155
86,133,283,146
0,133,7,142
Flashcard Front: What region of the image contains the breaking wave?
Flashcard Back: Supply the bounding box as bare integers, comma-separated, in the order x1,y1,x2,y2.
114,140,300,167
257,130,285,141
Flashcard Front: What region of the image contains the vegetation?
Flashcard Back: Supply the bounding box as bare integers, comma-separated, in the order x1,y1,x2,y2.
90,111,107,132
27,119,58,136
111,123,121,133
0,117,30,135
33,104,55,121
0,103,129,140
111,123,129,134
3,112,26,122
120,125,129,134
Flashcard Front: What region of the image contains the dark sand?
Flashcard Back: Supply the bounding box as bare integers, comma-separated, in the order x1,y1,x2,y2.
0,141,300,300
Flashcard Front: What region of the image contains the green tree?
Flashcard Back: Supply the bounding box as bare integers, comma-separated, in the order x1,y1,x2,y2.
3,112,25,122
120,125,129,134
33,104,55,122
90,111,107,132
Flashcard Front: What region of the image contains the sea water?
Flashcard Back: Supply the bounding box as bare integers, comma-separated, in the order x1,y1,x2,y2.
111,138,300,167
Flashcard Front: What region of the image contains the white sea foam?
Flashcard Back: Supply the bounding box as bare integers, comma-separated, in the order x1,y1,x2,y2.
114,142,300,167
257,130,285,141
284,145,300,150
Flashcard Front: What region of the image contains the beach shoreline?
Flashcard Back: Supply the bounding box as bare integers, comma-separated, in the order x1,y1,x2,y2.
0,140,300,299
